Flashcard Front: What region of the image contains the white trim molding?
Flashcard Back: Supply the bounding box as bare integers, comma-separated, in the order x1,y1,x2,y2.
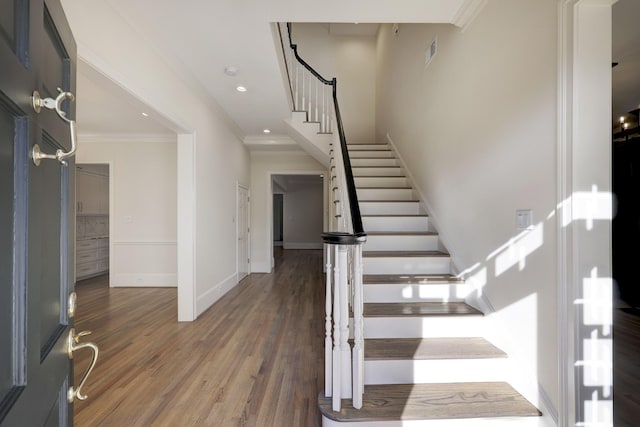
195,273,237,317
451,0,488,32
79,133,177,144
557,1,616,426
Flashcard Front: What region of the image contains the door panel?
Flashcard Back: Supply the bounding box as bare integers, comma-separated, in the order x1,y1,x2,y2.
0,0,77,425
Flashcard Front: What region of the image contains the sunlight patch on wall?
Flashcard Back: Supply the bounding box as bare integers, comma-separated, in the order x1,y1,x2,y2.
494,223,544,277
558,185,613,229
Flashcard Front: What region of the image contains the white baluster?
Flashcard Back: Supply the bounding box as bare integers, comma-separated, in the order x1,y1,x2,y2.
325,244,333,398
337,245,352,399
352,244,364,408
315,79,319,123
332,245,341,411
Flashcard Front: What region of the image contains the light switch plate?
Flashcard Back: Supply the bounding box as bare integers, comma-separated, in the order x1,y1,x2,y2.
516,209,533,230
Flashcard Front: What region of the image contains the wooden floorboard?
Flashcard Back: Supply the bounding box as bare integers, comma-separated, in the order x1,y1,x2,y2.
365,338,507,361
364,302,483,317
318,382,540,421
73,248,324,427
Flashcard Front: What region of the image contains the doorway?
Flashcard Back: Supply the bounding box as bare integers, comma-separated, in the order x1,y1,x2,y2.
75,163,110,282
270,174,324,268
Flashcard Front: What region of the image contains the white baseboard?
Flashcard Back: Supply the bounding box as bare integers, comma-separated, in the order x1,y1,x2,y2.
251,261,271,273
283,242,322,249
110,273,177,287
196,272,237,317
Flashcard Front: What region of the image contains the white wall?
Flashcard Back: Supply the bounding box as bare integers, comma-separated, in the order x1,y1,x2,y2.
375,0,559,413
250,151,327,272
293,24,377,143
283,181,324,249
62,0,251,320
77,136,177,287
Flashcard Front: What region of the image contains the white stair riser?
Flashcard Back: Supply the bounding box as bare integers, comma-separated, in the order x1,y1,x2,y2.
364,358,508,385
323,415,547,427
363,256,451,275
363,283,471,303
352,167,405,177
355,176,408,187
363,216,429,232
357,188,414,201
347,144,389,150
351,158,399,167
349,150,395,158
364,316,484,338
364,234,438,251
360,201,423,215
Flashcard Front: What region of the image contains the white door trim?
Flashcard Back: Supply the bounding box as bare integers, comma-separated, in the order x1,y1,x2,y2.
557,1,616,425
237,183,250,282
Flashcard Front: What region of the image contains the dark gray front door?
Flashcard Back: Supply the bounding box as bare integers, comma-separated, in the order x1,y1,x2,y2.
0,0,77,425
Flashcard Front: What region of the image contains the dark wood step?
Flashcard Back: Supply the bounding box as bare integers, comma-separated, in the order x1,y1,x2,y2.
362,214,427,217
359,199,420,203
364,302,482,317
365,338,507,361
318,382,541,422
363,274,463,285
363,250,449,258
366,231,437,236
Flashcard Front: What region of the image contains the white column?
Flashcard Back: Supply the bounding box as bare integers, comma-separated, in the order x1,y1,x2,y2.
337,245,352,399
352,244,364,408
325,244,333,398
332,245,342,411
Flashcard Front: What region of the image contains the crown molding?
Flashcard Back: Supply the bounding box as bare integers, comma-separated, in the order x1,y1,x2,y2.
452,0,487,32
79,133,177,144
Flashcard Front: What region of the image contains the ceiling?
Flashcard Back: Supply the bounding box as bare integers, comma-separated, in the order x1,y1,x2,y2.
66,0,476,143
71,0,637,142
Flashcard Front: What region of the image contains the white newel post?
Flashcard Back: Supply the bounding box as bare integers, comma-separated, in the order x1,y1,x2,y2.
337,245,352,399
332,245,342,411
324,245,333,398
352,244,364,408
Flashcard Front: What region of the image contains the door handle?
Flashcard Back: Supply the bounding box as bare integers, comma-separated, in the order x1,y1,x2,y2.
31,88,77,167
67,328,99,403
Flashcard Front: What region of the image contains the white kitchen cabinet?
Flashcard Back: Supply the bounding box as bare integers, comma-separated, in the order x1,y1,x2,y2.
76,169,109,215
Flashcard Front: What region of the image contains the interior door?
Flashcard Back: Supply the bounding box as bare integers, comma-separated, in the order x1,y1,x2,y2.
0,0,83,425
237,185,250,281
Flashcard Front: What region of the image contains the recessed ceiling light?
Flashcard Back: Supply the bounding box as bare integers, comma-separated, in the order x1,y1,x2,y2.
236,86,247,92
225,66,239,76
141,112,149,117
263,129,271,134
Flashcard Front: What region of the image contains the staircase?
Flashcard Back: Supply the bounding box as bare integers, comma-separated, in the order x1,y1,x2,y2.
318,142,542,426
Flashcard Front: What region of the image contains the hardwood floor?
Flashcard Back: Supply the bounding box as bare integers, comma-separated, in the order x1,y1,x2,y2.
73,248,324,427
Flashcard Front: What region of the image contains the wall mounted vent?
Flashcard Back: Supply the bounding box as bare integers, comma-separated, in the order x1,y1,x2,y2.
425,37,437,67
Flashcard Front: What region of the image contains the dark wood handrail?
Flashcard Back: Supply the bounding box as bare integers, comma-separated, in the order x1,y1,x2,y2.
285,23,366,244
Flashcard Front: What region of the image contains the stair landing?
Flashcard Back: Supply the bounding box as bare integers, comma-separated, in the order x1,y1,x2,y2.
318,382,541,422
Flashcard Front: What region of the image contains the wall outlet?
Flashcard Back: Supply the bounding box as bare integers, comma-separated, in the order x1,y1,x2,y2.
516,209,533,230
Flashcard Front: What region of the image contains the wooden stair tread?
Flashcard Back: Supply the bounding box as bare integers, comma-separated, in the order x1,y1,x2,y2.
363,250,449,258
363,274,463,284
362,214,427,217
364,302,482,317
359,199,420,203
357,186,412,189
318,382,541,422
365,231,437,236
365,338,507,360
